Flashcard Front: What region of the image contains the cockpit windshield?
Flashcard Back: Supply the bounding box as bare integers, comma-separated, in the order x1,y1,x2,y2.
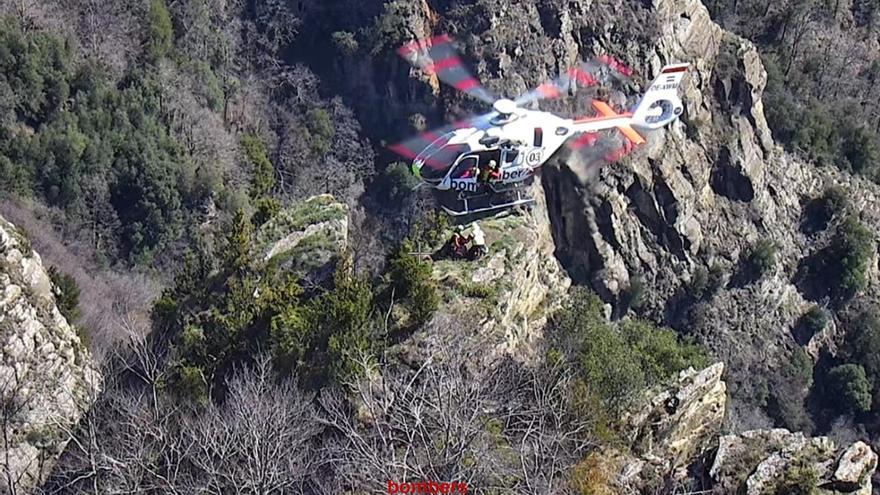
414,131,466,182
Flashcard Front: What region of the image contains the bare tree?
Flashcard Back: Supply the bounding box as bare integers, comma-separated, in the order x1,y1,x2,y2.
179,355,321,494
320,347,595,494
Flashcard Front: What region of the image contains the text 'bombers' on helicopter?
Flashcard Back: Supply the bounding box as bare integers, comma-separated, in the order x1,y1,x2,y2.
388,34,690,217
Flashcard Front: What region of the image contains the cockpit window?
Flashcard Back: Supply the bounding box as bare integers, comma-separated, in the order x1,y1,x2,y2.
451,155,479,178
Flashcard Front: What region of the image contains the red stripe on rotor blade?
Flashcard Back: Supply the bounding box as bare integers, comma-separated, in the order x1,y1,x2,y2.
426,56,461,74
455,78,480,91
537,83,563,98
570,133,599,150
598,55,633,76
399,34,453,55
662,65,688,74
388,144,418,159
569,68,597,86
422,131,441,142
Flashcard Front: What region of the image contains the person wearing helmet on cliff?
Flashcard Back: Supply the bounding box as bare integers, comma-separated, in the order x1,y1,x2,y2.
467,222,488,260
449,225,472,259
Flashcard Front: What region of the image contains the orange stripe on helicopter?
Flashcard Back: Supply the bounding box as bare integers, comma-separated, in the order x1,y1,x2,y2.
584,100,646,146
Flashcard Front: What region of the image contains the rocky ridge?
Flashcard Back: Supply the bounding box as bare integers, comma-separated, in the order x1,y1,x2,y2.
400,185,571,366
0,215,100,493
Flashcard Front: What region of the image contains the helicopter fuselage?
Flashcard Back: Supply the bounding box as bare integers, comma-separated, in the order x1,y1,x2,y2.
412,105,636,193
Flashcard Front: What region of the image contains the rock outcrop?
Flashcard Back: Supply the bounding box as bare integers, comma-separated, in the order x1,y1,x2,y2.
611,362,727,490
710,429,877,494
255,194,349,281
0,215,100,493
401,185,571,366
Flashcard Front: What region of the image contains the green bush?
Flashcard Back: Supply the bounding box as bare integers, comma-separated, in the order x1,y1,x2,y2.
173,364,208,405
814,186,849,228
620,320,710,385
843,308,880,411
624,276,646,311
382,162,420,206
801,305,828,336
690,264,726,299
747,239,778,277
832,216,873,300
772,462,819,495
826,364,872,414
47,266,81,323
331,31,359,56
388,241,439,325
145,0,173,61
306,108,334,156
252,197,281,227
241,134,275,199
550,288,709,413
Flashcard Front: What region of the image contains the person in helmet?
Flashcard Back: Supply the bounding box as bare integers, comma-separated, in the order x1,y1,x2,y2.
449,225,472,259
468,222,488,260
480,159,501,183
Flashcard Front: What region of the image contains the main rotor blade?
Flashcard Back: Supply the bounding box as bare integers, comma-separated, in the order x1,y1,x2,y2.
398,34,498,105
515,55,634,108
387,112,498,171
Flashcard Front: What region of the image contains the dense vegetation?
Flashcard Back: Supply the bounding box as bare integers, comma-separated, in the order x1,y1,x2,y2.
549,288,709,421
709,0,880,180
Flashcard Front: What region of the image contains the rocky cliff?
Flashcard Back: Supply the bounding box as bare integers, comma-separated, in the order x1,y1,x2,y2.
399,186,571,366
607,362,877,494
0,215,100,493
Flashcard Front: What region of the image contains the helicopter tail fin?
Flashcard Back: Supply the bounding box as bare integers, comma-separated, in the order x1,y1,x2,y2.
631,63,689,130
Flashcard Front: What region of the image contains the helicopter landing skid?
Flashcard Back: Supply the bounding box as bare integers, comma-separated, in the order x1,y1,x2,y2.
441,188,535,217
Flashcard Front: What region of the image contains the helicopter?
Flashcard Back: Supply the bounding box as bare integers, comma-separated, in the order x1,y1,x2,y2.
388,34,689,216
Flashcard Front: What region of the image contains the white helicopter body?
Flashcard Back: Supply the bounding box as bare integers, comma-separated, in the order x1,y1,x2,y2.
390,34,689,216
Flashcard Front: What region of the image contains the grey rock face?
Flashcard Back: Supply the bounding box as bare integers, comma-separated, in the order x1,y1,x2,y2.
710,429,876,494
0,215,100,493
614,362,727,489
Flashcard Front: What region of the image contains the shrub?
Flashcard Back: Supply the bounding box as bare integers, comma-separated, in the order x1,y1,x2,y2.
241,134,275,199
173,364,208,405
831,216,873,300
388,241,439,324
47,266,81,322
826,364,872,414
624,275,645,311
843,126,880,177
570,453,614,495
844,308,880,406
551,288,709,412
306,108,334,156
331,31,359,56
146,0,173,61
800,305,828,338
252,197,281,227
619,320,710,385
772,462,819,495
747,239,778,277
807,186,849,230
381,162,420,206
